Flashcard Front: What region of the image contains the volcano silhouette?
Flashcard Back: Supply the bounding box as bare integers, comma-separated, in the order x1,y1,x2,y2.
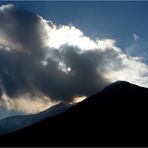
0,81,148,146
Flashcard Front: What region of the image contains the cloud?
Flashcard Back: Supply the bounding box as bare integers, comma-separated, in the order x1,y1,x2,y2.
0,96,57,120
1,93,57,114
0,4,14,11
0,4,148,118
133,33,139,41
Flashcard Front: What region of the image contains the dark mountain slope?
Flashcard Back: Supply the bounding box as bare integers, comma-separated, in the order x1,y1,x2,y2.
1,81,148,146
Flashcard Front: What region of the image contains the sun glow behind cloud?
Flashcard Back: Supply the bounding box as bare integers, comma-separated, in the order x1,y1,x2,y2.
72,96,86,104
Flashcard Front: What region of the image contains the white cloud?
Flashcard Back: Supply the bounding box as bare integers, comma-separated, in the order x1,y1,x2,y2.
133,33,139,41
0,4,14,11
103,54,148,88
44,25,98,50
96,39,120,52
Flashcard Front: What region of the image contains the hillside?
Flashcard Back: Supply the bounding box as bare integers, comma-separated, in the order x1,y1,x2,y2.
1,81,148,146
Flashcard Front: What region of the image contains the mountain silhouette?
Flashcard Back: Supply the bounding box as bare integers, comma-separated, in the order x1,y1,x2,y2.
0,81,148,146
0,102,71,135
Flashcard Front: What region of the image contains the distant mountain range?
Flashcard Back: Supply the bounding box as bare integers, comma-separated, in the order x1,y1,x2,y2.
0,102,71,135
0,81,148,146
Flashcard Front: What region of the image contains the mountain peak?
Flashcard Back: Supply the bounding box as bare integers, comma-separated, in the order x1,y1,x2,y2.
1,81,148,146
104,80,130,90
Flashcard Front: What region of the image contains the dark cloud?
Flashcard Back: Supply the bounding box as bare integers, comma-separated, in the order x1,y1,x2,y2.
0,45,110,101
0,4,111,102
0,4,48,58
0,50,37,97
33,47,110,100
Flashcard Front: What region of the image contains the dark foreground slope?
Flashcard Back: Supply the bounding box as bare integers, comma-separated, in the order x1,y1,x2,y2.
1,81,148,146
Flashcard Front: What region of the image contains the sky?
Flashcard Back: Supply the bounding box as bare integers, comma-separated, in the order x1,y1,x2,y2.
7,1,148,62
0,1,148,119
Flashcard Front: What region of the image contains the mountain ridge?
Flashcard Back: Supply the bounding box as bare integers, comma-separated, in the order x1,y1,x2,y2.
0,81,148,146
0,102,72,135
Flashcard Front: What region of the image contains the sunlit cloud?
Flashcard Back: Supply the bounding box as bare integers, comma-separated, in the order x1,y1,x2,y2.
72,96,86,104
0,91,58,117
44,25,98,50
